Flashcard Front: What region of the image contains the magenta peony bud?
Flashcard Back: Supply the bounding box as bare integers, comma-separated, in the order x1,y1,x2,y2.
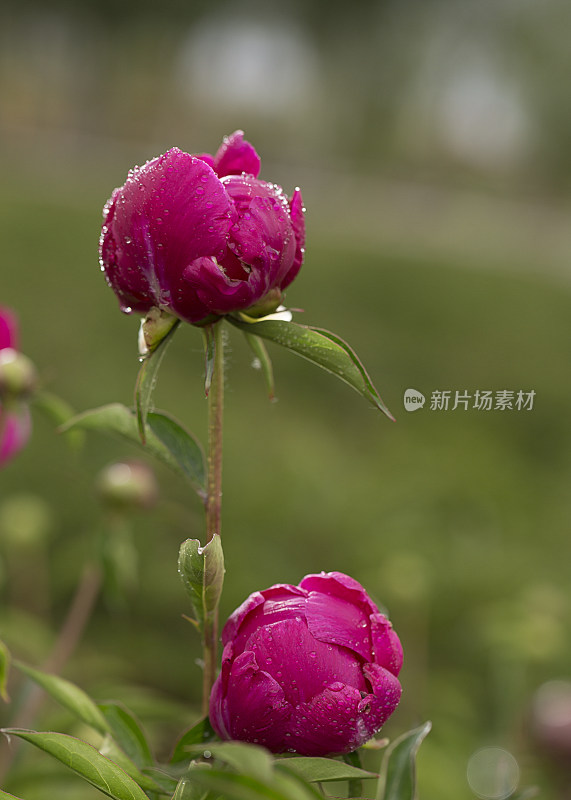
209,571,403,756
0,307,32,469
100,131,305,325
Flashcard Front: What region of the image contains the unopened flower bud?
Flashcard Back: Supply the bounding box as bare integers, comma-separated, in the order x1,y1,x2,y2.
96,461,158,512
0,349,38,400
100,131,305,326
210,571,402,755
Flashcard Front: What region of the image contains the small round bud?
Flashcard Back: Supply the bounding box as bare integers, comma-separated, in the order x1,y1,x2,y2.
531,680,571,760
0,349,38,400
96,461,158,512
0,493,52,547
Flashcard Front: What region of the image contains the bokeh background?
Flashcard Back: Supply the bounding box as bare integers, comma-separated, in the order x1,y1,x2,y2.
1,0,571,798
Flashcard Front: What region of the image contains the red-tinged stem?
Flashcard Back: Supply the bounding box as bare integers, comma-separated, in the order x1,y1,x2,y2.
205,321,224,543
0,563,102,783
202,321,224,715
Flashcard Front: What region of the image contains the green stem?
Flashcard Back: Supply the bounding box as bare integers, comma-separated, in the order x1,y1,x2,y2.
343,750,363,798
202,321,224,715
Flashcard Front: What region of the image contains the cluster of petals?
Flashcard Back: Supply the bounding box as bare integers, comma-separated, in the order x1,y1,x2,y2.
209,571,403,756
0,308,31,468
100,131,305,325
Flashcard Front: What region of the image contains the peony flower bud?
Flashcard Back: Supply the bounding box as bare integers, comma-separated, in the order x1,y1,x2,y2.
0,308,32,468
96,460,158,512
99,131,305,326
209,571,402,756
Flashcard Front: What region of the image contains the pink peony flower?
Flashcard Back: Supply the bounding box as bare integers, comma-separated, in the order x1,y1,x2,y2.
0,308,32,468
209,571,402,756
100,131,305,325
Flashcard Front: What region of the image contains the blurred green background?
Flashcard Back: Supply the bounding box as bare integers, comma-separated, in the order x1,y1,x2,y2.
1,0,571,798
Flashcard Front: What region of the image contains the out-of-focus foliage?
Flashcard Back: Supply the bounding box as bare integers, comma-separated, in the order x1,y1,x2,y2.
1,0,570,797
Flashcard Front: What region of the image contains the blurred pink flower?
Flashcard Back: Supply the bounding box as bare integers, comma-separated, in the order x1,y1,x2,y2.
100,131,305,325
0,308,32,468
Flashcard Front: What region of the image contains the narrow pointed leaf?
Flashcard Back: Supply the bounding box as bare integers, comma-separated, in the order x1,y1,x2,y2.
178,536,224,628
275,756,377,783
229,317,393,419
98,703,153,768
0,639,11,702
377,722,431,800
60,404,206,498
170,717,217,764
243,332,275,400
2,729,149,800
0,790,26,799
15,661,109,736
135,318,179,443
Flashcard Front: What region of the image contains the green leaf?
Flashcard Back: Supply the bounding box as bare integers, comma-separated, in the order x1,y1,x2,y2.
184,742,273,784
229,317,394,420
147,412,206,497
377,722,431,800
0,790,26,799
33,391,84,450
275,755,377,783
170,717,217,764
14,661,110,736
186,767,317,800
98,734,166,794
135,316,179,443
243,332,275,400
98,702,153,768
171,775,210,800
60,404,206,499
0,639,11,702
178,536,225,629
2,729,149,800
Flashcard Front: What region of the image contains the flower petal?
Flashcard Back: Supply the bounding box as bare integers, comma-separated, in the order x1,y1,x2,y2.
214,650,291,751
360,662,403,734
223,175,296,289
287,683,365,755
100,148,234,323
0,307,18,351
305,587,373,662
281,188,305,289
246,617,365,706
371,613,403,676
213,130,261,178
0,406,31,468
221,584,307,655
300,571,380,617
221,590,267,648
